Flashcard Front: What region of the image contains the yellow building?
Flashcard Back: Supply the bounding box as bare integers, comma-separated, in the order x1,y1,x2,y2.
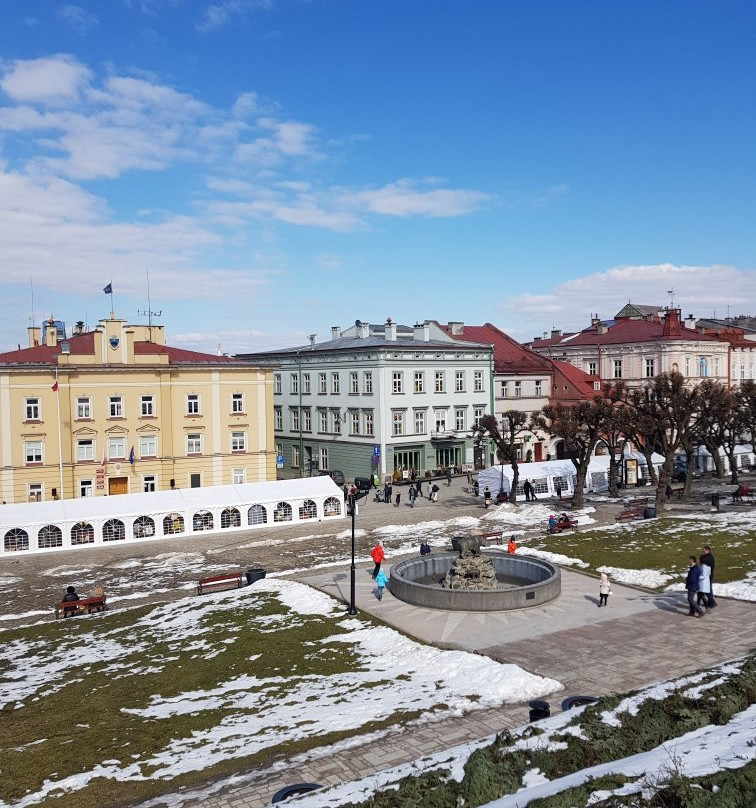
0,317,275,503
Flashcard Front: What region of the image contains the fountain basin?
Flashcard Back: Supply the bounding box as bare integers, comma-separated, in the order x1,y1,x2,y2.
389,551,560,611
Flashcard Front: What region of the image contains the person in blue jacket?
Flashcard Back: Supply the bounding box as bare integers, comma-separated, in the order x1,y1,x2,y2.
685,556,704,617
374,569,389,601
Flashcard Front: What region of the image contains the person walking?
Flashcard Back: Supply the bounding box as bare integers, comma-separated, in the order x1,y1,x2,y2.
416,479,423,499
523,479,533,502
384,481,392,505
446,468,453,487
420,540,431,556
555,480,562,501
507,536,517,554
685,556,704,617
700,546,717,608
431,483,439,502
374,569,388,601
598,572,612,607
483,485,491,508
408,486,416,508
395,491,401,507
697,556,712,609
370,541,385,579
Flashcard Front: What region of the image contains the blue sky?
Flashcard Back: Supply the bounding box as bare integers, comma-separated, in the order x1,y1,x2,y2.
1,0,754,354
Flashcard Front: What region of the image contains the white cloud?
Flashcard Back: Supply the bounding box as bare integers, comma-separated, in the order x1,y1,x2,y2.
346,178,492,217
0,55,92,105
196,0,272,33
57,5,99,34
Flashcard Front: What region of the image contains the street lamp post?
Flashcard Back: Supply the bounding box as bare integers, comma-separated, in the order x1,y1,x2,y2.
347,489,368,616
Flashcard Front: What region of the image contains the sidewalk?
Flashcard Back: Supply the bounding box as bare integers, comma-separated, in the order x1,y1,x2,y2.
187,560,756,808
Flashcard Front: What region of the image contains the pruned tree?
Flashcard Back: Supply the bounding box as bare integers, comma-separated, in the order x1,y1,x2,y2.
531,401,604,509
695,379,733,481
735,380,756,476
596,382,632,498
625,372,702,513
473,411,530,503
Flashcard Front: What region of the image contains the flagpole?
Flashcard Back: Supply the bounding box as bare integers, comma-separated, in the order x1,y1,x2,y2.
55,369,64,500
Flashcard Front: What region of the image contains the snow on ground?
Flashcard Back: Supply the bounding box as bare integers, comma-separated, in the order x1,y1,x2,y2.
596,565,676,589
515,546,589,569
1,579,562,807
665,572,756,602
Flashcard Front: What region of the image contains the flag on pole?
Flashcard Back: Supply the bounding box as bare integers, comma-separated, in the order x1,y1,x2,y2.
129,446,135,465
101,448,107,466
103,283,113,294
52,381,58,392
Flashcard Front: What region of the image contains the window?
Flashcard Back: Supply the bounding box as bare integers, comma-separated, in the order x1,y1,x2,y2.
79,479,93,498
303,373,311,394
25,440,43,464
290,373,299,394
414,410,426,434
231,393,244,413
274,501,293,522
141,395,154,416
274,373,282,394
108,437,125,459
514,381,522,397
474,407,485,427
588,361,597,376
186,433,202,454
698,357,708,377
392,410,405,435
319,373,327,394
303,408,312,431
106,396,123,417
221,508,241,528
613,360,622,379
76,397,91,419
140,435,157,458
319,447,329,470
28,482,43,502
72,521,95,544
319,409,328,432
455,408,466,432
500,381,508,397
300,499,317,520
248,504,267,525
192,511,214,531
231,431,246,452
292,445,300,468
392,372,403,394
645,358,655,377
363,372,373,394
435,371,445,393
685,357,691,377
134,515,155,537
4,528,29,553
103,519,126,542
350,410,360,434
474,371,484,392
363,410,374,435
25,397,40,420
143,475,156,493
76,439,94,462
324,497,341,517
331,372,340,394
186,394,199,415
535,380,542,396
291,409,300,431
350,372,359,394
39,524,63,549
330,409,341,432
163,514,185,535
233,468,245,485
455,371,464,392
274,407,282,431
414,372,425,393
434,410,447,432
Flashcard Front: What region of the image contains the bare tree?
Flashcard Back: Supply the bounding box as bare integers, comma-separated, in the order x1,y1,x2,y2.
532,401,604,509
595,382,632,498
473,411,530,503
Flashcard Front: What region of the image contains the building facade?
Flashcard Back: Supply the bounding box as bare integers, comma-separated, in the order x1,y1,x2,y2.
237,320,494,481
0,317,275,504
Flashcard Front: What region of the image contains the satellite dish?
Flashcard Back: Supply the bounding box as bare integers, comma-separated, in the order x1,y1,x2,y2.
355,319,362,328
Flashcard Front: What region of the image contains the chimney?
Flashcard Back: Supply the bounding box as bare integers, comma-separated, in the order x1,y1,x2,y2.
551,328,561,339
684,314,696,329
45,319,58,347
662,308,682,338
596,323,608,335
28,326,41,347
308,334,317,349
591,314,600,327
413,323,430,342
448,321,464,336
385,317,396,341
74,321,85,336
330,326,341,340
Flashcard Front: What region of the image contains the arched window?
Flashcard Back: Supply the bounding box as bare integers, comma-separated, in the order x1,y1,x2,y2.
323,497,341,517
273,501,292,522
4,528,29,552
193,510,213,531
103,519,126,542
133,516,155,538
247,504,267,525
698,357,708,377
38,524,63,549
221,507,241,529
71,522,94,545
163,514,185,535
299,499,317,520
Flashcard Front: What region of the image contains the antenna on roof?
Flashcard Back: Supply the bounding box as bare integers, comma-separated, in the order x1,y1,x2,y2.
30,278,35,331
137,270,162,342
667,287,676,308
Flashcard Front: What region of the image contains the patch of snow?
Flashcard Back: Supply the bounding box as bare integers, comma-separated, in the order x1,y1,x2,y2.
596,566,675,589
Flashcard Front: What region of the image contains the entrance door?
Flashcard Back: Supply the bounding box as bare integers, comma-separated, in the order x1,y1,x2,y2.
534,442,543,462
108,477,128,495
394,449,421,474
190,473,201,488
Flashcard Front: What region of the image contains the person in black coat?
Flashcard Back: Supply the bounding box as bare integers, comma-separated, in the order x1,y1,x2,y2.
62,585,80,617
685,556,704,617
700,546,717,608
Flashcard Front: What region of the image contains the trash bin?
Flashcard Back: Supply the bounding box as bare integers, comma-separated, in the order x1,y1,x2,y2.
528,699,550,722
245,568,267,586
711,493,720,511
643,507,657,519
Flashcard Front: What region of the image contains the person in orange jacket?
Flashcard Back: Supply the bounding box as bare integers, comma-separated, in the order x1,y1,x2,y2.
370,540,385,579
507,537,517,554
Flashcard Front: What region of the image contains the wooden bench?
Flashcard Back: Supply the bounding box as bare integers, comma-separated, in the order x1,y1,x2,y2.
551,519,579,533
54,596,107,619
478,530,504,546
197,572,243,595
616,498,647,522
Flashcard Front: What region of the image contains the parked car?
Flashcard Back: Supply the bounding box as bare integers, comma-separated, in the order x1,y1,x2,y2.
319,469,345,486
353,477,372,493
